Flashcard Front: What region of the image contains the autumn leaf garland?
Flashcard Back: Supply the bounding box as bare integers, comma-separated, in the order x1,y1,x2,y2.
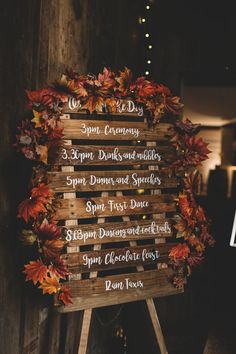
15,67,214,303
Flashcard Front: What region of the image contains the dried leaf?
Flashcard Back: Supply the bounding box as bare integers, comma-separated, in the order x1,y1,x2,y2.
24,259,48,285
42,239,64,259
38,276,60,294
169,243,190,261
59,285,73,305
50,258,69,279
17,197,47,222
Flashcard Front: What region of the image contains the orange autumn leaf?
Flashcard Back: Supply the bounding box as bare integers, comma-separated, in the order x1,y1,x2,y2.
83,95,104,113
24,259,48,285
31,183,53,200
105,97,117,113
169,243,190,261
38,276,60,294
36,144,48,164
31,110,43,128
116,67,132,96
42,239,64,259
17,197,47,222
59,285,73,305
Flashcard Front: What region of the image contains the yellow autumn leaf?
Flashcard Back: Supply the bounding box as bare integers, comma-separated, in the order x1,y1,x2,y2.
31,110,42,128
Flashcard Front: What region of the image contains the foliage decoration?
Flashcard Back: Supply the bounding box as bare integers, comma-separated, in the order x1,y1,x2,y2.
15,67,214,304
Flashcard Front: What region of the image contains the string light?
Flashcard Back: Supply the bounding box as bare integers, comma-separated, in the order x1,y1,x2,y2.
140,2,153,76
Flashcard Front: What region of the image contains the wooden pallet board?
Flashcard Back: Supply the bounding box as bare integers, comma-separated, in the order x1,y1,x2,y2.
48,170,178,193
54,194,176,220
55,268,183,313
62,218,173,247
54,144,176,166
62,243,176,274
59,118,174,141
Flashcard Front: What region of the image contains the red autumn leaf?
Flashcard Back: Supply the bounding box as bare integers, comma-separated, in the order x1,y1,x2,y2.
131,77,156,101
26,88,55,108
115,67,132,96
59,285,73,305
156,84,171,96
31,183,53,200
24,259,48,285
38,276,60,294
42,239,64,259
187,254,204,267
175,118,201,136
37,219,61,240
185,136,211,166
178,194,192,218
17,196,47,222
50,258,70,279
47,127,64,141
169,243,190,261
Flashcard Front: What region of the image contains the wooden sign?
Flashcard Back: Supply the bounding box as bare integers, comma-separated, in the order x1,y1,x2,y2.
50,102,183,313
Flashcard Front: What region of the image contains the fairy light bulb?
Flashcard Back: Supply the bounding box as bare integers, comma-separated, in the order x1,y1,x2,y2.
142,18,146,23
145,71,149,75
147,60,151,64
145,33,150,38
146,5,150,9
148,44,152,49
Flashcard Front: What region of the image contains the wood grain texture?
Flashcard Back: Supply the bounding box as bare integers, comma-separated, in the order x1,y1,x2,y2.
48,170,178,192
63,218,173,247
55,268,183,313
54,194,176,220
59,118,174,141
62,243,175,274
54,145,176,166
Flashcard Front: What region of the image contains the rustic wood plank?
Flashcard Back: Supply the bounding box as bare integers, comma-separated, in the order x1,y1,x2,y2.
54,194,176,220
62,243,174,275
54,145,176,166
48,170,178,192
63,218,173,247
56,268,183,313
59,118,173,141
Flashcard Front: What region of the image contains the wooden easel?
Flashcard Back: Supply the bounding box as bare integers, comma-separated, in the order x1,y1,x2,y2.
76,131,168,354
52,108,183,354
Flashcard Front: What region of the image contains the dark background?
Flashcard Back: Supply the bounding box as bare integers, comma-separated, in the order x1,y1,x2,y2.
0,1,236,353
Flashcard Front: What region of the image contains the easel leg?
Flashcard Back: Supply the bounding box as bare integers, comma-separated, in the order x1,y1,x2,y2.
146,298,168,354
78,309,92,354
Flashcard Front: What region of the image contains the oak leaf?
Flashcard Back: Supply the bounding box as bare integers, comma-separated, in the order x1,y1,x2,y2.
36,144,48,164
